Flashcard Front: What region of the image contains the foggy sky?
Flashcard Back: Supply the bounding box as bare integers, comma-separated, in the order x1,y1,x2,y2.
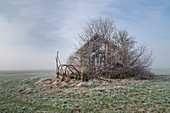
0,0,170,70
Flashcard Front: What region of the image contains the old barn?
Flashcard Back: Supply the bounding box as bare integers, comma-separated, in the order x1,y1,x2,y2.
68,34,123,77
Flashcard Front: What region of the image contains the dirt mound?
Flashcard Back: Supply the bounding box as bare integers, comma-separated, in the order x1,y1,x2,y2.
26,77,151,95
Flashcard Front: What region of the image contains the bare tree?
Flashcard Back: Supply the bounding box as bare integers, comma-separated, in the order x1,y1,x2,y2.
78,17,116,45
67,53,81,69
113,30,153,78
68,17,153,78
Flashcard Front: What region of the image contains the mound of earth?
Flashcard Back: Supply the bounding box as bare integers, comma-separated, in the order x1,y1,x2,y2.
18,77,151,95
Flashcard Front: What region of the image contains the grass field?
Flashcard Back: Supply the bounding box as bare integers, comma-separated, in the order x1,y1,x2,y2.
152,68,170,75
0,71,170,112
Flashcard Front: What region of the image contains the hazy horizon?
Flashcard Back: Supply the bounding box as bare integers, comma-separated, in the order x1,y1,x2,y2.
0,67,170,71
0,0,170,70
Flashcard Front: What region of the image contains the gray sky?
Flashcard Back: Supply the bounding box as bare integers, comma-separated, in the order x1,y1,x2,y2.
0,0,170,70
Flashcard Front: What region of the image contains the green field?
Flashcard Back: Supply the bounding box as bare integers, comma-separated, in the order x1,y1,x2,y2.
152,68,170,75
0,71,170,112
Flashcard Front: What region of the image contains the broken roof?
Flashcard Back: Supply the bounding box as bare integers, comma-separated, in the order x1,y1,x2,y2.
76,33,117,54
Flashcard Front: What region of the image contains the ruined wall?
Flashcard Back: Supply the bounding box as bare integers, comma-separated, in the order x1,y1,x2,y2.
68,34,122,77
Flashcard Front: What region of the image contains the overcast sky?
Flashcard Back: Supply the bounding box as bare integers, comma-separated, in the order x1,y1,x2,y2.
0,0,170,70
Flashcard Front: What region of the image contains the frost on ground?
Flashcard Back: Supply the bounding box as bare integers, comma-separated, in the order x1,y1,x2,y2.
0,74,170,113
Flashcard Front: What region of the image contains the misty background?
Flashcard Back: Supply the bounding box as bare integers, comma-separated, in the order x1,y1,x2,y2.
0,0,170,70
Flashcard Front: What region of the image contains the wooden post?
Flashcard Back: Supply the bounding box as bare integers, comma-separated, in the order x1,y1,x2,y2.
56,51,59,78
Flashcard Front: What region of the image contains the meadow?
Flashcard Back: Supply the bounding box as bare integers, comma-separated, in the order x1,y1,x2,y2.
152,68,170,75
0,71,169,112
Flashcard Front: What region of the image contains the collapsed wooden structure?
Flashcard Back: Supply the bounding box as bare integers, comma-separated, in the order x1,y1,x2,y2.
67,34,123,78
56,34,125,81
